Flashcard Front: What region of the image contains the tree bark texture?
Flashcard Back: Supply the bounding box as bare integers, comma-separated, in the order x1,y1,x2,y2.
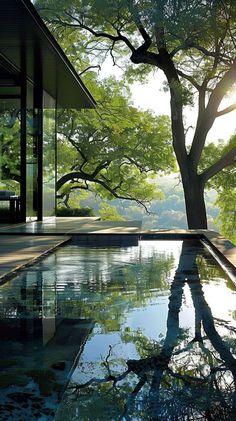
181,170,207,229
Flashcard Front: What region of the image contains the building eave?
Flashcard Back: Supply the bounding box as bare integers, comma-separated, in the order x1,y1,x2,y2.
0,0,96,109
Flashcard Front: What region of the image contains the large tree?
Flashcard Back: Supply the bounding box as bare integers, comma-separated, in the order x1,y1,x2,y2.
36,0,236,229
56,75,175,210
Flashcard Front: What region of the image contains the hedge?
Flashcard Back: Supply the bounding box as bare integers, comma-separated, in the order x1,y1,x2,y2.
56,207,95,217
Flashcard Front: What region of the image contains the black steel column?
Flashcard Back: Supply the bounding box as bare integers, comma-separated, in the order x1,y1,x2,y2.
20,68,27,223
34,44,43,221
34,81,43,221
55,104,58,216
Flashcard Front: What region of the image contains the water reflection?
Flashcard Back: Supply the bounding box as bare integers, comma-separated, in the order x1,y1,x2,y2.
56,240,236,420
0,240,235,420
0,241,176,420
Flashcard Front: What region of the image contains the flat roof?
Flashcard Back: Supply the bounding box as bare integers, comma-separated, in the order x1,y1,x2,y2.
0,0,96,109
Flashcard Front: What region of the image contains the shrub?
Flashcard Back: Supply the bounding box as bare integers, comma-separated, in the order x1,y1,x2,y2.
56,207,95,217
99,203,125,221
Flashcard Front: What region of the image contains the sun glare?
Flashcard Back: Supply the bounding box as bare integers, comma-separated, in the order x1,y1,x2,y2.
228,86,236,103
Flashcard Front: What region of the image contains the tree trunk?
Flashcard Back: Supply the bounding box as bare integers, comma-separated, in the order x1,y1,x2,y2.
181,172,207,229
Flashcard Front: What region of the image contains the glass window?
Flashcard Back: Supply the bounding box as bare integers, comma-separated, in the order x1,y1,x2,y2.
26,83,38,221
43,91,56,217
0,94,21,220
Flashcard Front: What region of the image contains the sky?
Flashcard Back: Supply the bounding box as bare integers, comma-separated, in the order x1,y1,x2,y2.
130,74,236,144
100,58,236,144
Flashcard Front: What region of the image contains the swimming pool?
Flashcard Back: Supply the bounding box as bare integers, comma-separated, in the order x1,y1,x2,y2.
0,239,235,420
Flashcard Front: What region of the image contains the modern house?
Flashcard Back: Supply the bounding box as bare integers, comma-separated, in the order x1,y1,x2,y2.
0,0,95,223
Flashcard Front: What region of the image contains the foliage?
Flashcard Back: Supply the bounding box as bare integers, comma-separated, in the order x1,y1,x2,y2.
98,202,125,221
56,75,174,209
35,0,236,229
215,189,236,244
79,176,219,230
56,206,95,217
0,110,21,192
200,135,236,242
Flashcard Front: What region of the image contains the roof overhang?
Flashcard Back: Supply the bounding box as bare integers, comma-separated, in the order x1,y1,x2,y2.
0,0,96,109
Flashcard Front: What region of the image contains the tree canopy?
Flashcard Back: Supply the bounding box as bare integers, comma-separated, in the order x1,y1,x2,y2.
36,0,236,230
200,135,236,242
56,74,175,210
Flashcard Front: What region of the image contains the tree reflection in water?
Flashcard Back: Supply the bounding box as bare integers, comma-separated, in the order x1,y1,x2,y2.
60,240,236,420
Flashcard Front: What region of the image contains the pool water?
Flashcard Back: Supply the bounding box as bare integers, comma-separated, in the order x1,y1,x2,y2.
0,239,235,420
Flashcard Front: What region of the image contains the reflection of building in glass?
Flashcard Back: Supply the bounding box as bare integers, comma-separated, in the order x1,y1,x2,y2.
0,0,95,222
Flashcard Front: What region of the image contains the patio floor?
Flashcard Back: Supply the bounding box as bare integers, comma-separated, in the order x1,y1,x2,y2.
0,217,235,283
0,217,142,234
0,234,70,281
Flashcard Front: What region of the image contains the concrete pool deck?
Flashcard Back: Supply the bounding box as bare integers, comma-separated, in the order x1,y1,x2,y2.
0,235,70,280
0,217,235,282
0,217,142,234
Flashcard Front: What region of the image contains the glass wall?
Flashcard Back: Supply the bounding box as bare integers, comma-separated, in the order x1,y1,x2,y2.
0,91,21,220
43,91,56,217
26,83,38,221
0,86,57,222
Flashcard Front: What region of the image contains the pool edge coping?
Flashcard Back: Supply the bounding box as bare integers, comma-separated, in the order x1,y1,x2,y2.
0,236,71,285
0,230,235,285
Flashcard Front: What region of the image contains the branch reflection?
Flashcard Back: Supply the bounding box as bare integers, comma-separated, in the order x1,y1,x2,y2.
60,240,236,420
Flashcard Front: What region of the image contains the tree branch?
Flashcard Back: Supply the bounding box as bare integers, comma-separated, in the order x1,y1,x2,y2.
207,61,236,117
79,65,101,76
177,69,201,90
92,160,111,178
201,146,236,184
170,43,190,58
56,171,151,212
186,41,232,65
126,0,151,46
216,103,236,117
65,12,136,53
190,60,236,167
61,134,89,172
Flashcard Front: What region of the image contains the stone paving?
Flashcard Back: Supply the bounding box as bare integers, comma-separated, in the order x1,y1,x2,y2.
0,217,142,234
0,235,70,281
140,228,236,269
0,218,235,282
